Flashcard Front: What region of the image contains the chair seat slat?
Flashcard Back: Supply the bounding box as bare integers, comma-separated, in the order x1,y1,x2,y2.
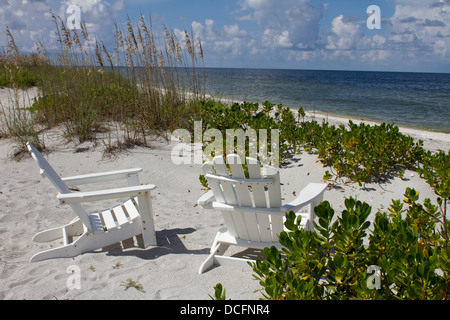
90,212,106,232
113,205,129,226
124,198,140,221
100,210,117,231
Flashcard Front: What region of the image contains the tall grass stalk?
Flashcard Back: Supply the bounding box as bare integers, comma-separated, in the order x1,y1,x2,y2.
1,13,205,155
0,26,45,156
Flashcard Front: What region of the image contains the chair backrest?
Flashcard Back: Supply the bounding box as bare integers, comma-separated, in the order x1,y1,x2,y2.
27,143,72,194
202,154,283,243
27,142,93,232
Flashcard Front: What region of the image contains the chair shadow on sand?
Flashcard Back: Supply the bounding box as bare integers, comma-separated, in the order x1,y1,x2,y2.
104,227,210,260
103,227,266,265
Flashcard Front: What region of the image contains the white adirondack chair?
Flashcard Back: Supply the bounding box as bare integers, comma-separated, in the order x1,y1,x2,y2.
197,154,328,274
27,142,158,263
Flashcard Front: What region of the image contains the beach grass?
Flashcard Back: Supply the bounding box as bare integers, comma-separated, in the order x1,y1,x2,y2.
1,14,205,156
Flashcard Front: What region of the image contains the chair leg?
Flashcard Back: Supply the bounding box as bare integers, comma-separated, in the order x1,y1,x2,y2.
198,250,217,274
32,218,82,243
198,232,230,274
198,243,229,274
29,232,89,263
32,226,66,243
30,220,144,262
137,193,157,248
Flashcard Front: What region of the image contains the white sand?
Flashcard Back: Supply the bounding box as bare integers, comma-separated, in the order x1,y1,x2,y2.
0,88,449,300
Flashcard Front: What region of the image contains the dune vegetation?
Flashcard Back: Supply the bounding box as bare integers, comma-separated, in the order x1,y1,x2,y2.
0,13,206,157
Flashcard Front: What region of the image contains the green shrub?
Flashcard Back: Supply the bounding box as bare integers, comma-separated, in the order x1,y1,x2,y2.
209,283,227,300
191,100,306,165
251,188,449,300
0,68,38,88
301,120,425,184
418,150,449,200
193,100,429,185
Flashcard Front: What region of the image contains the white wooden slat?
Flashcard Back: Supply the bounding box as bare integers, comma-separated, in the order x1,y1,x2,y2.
230,211,249,240
137,192,157,247
57,185,156,204
62,227,69,246
228,155,260,241
212,156,228,176
27,143,71,194
203,160,231,235
62,168,142,185
265,167,282,208
205,174,273,186
220,210,239,238
205,160,238,238
113,205,129,226
27,143,94,233
265,167,283,241
213,157,238,205
212,202,283,214
205,172,238,237
256,215,272,242
124,198,140,221
247,158,273,242
247,158,266,206
100,210,117,231
203,162,225,203
227,154,252,207
90,212,106,232
220,180,238,205
270,215,283,242
220,179,247,238
241,212,261,241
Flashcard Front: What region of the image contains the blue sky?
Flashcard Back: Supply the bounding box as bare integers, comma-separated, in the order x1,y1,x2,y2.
1,0,449,72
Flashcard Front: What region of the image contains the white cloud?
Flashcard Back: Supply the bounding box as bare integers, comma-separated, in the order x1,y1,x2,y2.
240,0,322,50
205,19,217,40
1,0,448,71
191,21,204,39
317,0,449,69
224,24,248,39
387,0,450,57
361,49,391,62
326,14,364,50
111,0,124,14
190,19,253,59
0,0,118,52
191,18,218,42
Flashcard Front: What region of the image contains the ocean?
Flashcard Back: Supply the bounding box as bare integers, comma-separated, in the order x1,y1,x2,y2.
200,68,450,134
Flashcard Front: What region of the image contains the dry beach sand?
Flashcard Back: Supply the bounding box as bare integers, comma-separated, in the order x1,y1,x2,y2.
0,88,449,300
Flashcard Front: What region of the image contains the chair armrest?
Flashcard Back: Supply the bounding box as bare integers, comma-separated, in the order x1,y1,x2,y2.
197,190,215,209
62,168,143,185
282,183,328,212
57,184,156,204
212,202,285,215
